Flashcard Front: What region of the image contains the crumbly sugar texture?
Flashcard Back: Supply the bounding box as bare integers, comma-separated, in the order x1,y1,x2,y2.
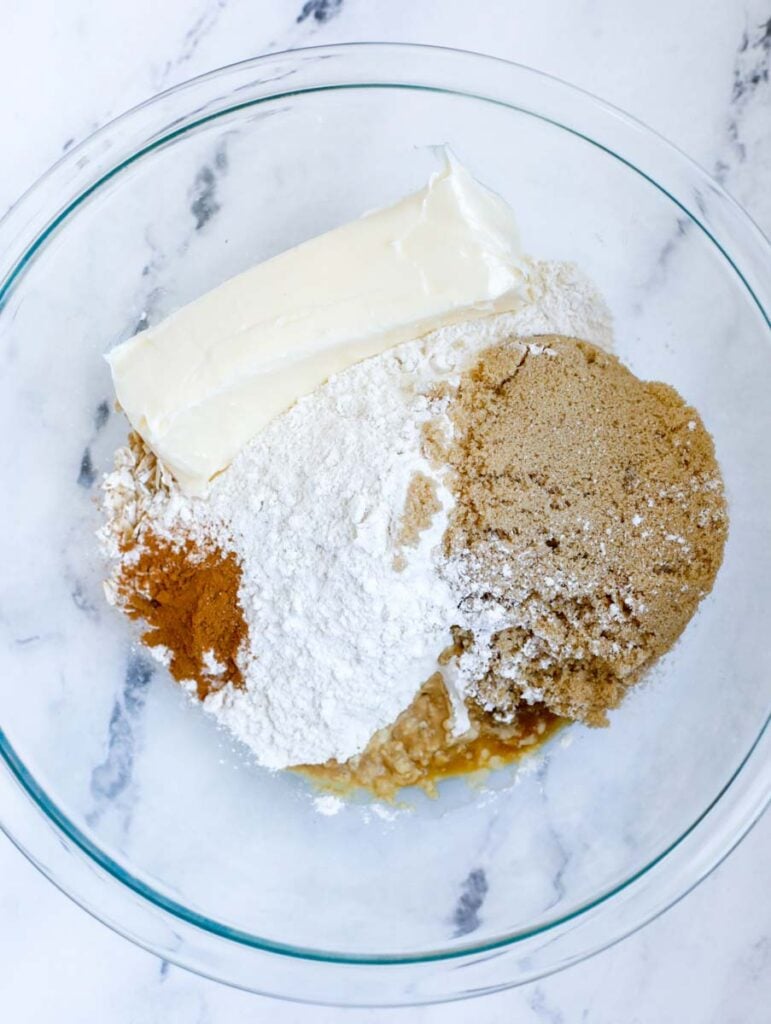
101,257,724,778
441,335,727,725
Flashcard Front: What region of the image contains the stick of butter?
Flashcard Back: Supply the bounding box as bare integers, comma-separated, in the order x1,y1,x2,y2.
107,155,526,494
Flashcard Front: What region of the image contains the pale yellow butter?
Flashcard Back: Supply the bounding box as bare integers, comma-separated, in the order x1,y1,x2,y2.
107,156,527,494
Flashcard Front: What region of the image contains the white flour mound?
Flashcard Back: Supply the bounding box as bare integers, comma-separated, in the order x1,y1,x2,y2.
101,260,612,769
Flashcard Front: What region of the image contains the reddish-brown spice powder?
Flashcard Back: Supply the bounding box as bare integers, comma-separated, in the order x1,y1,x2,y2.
117,532,246,699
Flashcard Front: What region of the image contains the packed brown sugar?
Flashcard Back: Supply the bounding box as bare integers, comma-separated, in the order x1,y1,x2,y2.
441,335,727,726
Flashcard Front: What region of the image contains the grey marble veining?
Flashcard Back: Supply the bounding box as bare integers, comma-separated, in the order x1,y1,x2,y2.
717,15,770,184
639,12,771,298
189,141,229,230
155,0,232,89
0,1,769,1021
452,868,490,937
87,654,155,832
297,0,344,26
77,400,112,490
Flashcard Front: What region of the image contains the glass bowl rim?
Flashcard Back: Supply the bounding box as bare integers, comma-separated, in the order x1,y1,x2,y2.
0,41,769,978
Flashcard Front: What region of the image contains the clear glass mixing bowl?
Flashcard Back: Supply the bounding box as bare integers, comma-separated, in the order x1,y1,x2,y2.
0,44,769,1006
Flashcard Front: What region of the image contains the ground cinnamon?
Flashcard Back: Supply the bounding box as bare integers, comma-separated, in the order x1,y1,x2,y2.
116,532,246,699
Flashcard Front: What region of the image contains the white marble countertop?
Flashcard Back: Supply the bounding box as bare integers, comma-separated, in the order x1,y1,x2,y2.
1,1,769,1020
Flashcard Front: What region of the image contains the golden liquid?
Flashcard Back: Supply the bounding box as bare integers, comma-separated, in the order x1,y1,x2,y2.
298,673,565,801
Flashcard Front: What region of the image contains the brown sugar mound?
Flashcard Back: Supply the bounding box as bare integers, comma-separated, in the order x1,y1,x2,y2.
392,471,442,570
443,335,728,726
116,532,246,700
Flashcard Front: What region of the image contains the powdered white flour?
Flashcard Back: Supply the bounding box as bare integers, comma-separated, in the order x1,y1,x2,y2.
101,260,612,769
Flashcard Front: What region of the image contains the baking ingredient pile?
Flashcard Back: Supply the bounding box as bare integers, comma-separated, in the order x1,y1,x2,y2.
100,260,727,784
